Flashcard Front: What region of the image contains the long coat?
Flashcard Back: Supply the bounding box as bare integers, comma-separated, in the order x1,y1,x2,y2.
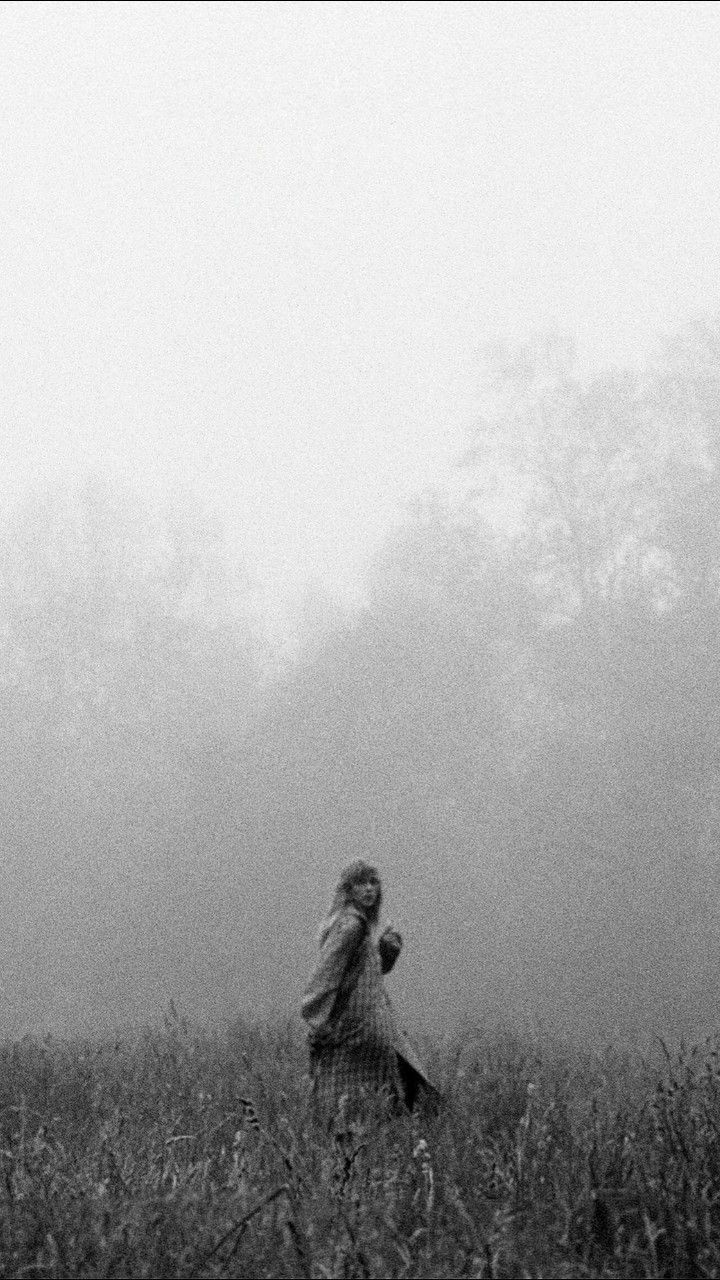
301,906,436,1113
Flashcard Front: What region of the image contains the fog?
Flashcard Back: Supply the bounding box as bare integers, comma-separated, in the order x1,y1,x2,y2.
3,3,720,1046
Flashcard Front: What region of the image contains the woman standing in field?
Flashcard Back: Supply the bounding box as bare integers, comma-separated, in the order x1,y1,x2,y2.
301,860,434,1115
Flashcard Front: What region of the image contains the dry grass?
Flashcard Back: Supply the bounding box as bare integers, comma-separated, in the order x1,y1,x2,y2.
0,1009,719,1277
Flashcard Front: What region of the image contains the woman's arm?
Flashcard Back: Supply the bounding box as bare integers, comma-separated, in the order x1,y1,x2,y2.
301,911,365,1037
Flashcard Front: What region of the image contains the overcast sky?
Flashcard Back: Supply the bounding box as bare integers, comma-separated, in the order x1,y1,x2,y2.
3,1,720,621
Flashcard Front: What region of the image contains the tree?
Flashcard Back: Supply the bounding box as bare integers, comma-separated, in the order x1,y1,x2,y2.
0,464,260,1031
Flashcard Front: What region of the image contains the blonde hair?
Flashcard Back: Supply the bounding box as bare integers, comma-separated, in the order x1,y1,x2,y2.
318,860,382,944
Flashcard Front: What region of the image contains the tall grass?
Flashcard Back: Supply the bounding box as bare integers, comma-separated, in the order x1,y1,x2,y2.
0,1008,718,1277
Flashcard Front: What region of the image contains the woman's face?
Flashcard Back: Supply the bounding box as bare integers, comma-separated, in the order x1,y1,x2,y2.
351,874,380,912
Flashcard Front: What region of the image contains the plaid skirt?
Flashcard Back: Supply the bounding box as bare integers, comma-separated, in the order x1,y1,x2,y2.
310,1039,402,1118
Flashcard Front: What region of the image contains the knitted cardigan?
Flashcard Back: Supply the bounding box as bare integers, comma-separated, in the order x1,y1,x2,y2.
301,905,401,1110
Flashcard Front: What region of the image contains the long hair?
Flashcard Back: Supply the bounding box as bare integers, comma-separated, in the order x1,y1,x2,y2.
318,860,382,945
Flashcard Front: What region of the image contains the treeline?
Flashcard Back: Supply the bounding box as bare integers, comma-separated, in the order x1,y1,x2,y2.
3,319,720,1042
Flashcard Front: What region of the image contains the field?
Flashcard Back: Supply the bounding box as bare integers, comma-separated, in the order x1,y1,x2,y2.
1,1009,719,1279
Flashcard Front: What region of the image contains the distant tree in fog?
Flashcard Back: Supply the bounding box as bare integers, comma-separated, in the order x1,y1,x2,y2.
0,466,259,1031
455,323,720,1034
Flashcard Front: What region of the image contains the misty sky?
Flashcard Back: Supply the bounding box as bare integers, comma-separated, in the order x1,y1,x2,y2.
3,1,720,622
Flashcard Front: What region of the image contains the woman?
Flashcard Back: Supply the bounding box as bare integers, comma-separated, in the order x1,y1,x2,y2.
301,860,435,1115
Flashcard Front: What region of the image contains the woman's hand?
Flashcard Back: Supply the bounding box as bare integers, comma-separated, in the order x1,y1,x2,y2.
378,924,403,974
308,1026,331,1059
